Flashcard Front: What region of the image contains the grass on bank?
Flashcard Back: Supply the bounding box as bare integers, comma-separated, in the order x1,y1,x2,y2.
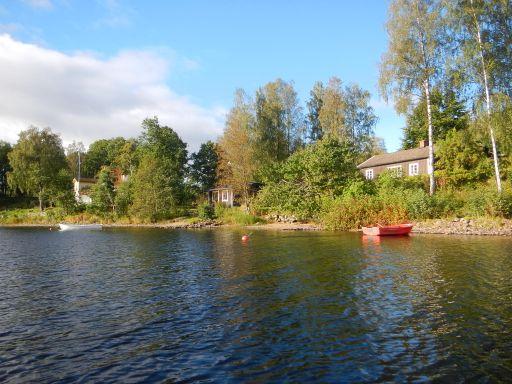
0,202,265,227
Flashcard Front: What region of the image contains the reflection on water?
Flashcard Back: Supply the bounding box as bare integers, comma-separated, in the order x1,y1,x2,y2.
0,228,511,382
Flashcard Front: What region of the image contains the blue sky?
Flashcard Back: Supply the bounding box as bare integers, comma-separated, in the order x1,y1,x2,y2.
0,0,404,151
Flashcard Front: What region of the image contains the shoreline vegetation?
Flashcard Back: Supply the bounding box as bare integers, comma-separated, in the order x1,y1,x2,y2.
2,207,512,236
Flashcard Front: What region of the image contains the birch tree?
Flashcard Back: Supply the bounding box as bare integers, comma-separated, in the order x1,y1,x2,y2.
379,0,445,195
449,0,505,192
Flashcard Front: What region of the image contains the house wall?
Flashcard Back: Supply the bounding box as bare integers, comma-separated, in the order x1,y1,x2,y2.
360,158,430,179
208,188,234,207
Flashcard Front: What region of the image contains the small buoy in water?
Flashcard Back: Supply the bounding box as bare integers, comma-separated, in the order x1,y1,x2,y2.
241,234,249,241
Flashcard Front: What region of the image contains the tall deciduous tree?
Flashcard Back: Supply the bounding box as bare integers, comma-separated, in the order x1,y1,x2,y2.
0,141,12,196
89,166,116,214
8,127,71,210
307,82,324,142
131,117,188,218
310,77,377,157
343,83,379,156
82,137,127,178
218,90,258,205
380,0,445,195
449,0,506,192
130,156,177,221
66,141,86,180
189,141,219,193
115,139,138,176
318,77,346,139
254,79,303,164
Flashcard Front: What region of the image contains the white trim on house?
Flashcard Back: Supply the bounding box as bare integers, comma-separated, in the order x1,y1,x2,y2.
365,169,374,180
409,162,419,176
221,190,229,202
387,165,403,177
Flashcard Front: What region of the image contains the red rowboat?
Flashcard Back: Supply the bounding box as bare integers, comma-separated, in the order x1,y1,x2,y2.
361,223,413,236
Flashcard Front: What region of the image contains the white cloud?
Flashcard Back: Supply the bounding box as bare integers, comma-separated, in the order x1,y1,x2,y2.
22,0,53,10
0,34,225,151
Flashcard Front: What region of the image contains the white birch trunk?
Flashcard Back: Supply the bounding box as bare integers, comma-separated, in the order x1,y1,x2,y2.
416,6,436,195
424,78,436,195
471,0,502,192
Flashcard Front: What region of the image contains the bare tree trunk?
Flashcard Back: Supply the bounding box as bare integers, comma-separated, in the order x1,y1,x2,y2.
471,0,502,192
424,78,436,195
38,192,43,211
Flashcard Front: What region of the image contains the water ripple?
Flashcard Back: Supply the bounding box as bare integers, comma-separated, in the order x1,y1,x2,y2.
0,228,511,382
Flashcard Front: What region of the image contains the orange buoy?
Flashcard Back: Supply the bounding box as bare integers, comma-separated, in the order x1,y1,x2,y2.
241,234,249,241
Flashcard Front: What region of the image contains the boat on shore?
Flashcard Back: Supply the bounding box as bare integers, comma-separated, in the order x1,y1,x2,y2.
362,223,413,236
59,223,103,231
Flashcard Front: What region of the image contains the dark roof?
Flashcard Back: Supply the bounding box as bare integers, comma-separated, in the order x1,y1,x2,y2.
208,185,233,191
357,146,431,169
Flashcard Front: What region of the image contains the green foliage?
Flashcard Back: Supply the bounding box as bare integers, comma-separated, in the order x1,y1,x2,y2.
130,156,180,222
254,79,303,164
217,89,258,205
82,137,128,177
254,181,321,220
197,202,215,220
189,141,219,193
307,82,324,141
0,140,12,196
342,179,377,199
45,207,68,223
308,77,377,157
128,117,189,221
460,186,512,219
214,205,263,225
402,89,469,149
379,0,446,115
66,141,86,180
321,196,408,231
253,137,359,219
88,166,116,215
114,179,132,216
435,129,492,186
8,127,71,210
0,208,48,225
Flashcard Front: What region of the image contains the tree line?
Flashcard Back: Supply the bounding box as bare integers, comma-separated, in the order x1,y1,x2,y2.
0,75,381,221
0,119,219,221
380,0,512,194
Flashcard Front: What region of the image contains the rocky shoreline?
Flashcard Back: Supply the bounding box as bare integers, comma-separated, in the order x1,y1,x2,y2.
412,218,512,236
2,217,512,236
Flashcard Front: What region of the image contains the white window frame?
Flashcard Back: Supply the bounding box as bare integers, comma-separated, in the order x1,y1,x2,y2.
387,165,403,177
221,190,229,202
409,162,419,176
365,169,374,180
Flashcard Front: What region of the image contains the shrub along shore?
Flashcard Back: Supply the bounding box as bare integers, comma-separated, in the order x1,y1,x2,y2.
2,204,512,236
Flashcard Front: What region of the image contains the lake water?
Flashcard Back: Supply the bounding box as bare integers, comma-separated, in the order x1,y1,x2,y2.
0,228,511,383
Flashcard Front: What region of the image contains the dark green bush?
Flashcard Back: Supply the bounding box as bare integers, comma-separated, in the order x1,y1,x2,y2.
197,202,215,220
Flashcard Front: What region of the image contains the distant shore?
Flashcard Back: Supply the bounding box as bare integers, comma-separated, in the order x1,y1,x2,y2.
2,217,512,236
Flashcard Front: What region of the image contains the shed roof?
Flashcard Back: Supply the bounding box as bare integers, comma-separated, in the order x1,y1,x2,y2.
357,146,430,169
